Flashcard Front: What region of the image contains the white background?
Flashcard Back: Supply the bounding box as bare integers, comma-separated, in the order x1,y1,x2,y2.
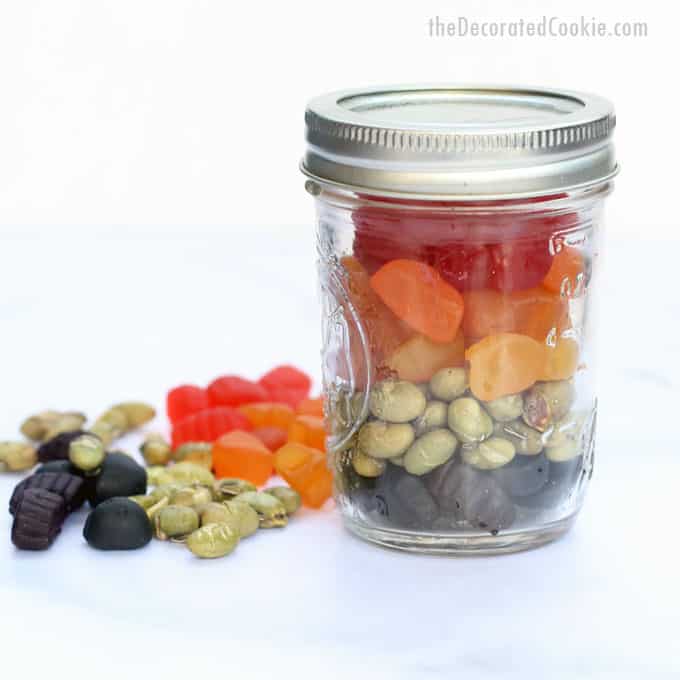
1,2,679,679
0,0,676,238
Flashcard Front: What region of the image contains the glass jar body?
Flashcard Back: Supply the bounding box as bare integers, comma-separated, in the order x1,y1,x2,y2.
315,186,608,554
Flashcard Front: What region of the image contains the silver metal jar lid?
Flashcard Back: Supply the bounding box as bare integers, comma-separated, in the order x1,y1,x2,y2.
302,84,617,199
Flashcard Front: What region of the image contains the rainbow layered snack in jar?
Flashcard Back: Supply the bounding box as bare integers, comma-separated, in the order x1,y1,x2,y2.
303,85,617,554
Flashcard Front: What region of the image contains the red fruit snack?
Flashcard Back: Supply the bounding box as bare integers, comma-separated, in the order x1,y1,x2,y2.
207,375,270,407
166,385,210,424
258,365,312,408
171,406,252,448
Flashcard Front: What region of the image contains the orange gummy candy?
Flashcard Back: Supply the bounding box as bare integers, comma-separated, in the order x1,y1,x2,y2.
212,430,274,485
296,397,324,418
513,288,570,343
543,246,585,296
463,288,568,344
288,415,326,451
252,426,288,452
370,259,464,343
342,256,413,357
342,256,414,387
239,402,295,429
386,331,465,383
465,333,546,401
462,290,518,339
274,442,333,509
541,338,579,381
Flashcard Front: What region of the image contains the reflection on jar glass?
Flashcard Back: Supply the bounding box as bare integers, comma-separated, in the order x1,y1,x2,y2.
304,85,616,554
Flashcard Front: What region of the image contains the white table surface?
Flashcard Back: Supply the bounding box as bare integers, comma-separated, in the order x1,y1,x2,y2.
1,227,678,679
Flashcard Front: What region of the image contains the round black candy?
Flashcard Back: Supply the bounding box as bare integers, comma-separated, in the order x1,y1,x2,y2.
83,498,152,550
92,453,147,506
12,489,68,550
9,471,86,515
36,430,88,463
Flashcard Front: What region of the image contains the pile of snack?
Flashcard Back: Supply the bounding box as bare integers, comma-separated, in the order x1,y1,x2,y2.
2,365,333,559
332,202,591,535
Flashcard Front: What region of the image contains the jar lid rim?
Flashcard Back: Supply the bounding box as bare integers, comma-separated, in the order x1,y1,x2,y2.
303,84,617,197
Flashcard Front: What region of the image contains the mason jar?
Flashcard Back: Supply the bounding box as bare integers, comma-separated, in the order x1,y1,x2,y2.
302,85,617,554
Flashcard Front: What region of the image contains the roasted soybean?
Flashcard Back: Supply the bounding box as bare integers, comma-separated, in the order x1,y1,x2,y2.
351,449,386,478
357,421,415,459
140,434,172,466
263,486,302,515
483,394,523,423
369,380,426,423
413,400,448,436
187,523,239,559
429,368,468,401
234,491,288,528
0,442,38,472
403,429,457,476
462,437,516,470
155,505,200,540
448,398,493,444
68,434,105,473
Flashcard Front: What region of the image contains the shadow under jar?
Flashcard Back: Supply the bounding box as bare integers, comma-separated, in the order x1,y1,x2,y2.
302,85,617,555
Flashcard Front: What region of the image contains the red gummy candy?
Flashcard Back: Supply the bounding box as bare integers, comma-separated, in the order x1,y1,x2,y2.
352,196,577,293
259,365,312,392
166,385,210,424
258,366,311,407
171,407,252,448
207,375,270,407
264,386,309,409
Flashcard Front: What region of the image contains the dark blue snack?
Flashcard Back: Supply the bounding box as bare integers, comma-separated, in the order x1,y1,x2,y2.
492,453,550,499
36,430,88,463
83,498,152,550
11,489,68,550
426,458,466,518
9,471,85,515
36,460,77,475
360,464,438,529
35,461,99,506
92,453,147,506
515,456,584,509
426,460,515,535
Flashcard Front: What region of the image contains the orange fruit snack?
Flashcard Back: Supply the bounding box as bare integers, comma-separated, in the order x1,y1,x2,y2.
463,288,569,344
542,338,580,381
462,290,518,339
514,288,570,343
252,426,288,452
543,246,585,295
370,259,464,343
342,256,413,359
465,333,546,401
212,430,274,485
386,331,465,383
296,397,324,418
239,402,295,430
274,442,333,509
288,415,326,451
